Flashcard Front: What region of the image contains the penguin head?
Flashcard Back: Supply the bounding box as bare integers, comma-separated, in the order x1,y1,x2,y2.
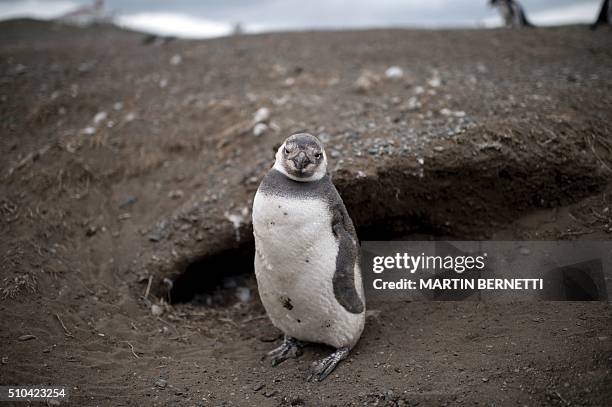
273,133,327,182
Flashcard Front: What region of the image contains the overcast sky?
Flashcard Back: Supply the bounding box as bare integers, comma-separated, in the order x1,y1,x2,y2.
0,0,603,37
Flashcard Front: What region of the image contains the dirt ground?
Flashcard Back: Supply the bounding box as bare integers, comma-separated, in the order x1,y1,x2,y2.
1,20,611,406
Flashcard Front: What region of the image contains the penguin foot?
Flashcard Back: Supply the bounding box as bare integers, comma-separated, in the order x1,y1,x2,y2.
307,347,350,382
264,336,303,366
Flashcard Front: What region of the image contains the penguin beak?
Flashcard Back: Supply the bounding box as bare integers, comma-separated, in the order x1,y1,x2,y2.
293,151,310,170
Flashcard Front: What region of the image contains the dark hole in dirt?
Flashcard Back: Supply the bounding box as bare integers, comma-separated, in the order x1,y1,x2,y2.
171,234,610,306
542,260,608,301
169,246,256,305
169,222,452,305
169,171,609,306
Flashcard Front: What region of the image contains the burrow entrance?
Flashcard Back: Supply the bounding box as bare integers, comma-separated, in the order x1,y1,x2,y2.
168,211,456,305
170,246,256,306
167,160,611,305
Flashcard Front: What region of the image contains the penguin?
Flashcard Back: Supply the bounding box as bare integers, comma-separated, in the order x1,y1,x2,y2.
489,0,533,28
252,133,365,381
591,0,610,29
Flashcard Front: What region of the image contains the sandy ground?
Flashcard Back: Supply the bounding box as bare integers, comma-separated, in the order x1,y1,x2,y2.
1,20,611,406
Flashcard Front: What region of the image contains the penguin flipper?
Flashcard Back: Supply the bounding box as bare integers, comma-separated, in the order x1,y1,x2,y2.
330,203,364,314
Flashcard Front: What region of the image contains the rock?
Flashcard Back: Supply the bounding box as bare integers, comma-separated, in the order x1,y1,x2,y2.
477,141,502,151
428,76,441,88
253,107,270,123
85,226,97,237
366,309,381,319
441,108,466,118
353,71,379,93
168,190,184,200
405,96,421,111
235,287,251,303
170,54,182,65
383,389,395,400
17,334,36,341
93,111,107,125
48,399,60,406
252,383,265,392
155,378,167,388
151,304,164,317
81,126,96,135
253,123,268,137
263,390,277,398
385,66,404,79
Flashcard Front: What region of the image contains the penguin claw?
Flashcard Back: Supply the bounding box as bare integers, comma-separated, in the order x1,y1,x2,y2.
263,336,303,366
307,347,350,382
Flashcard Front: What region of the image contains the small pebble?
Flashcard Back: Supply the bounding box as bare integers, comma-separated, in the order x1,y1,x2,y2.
151,304,164,317
168,190,184,200
253,123,268,137
263,390,277,398
93,111,107,124
85,226,97,237
170,55,182,65
385,66,403,79
82,126,96,135
253,107,270,123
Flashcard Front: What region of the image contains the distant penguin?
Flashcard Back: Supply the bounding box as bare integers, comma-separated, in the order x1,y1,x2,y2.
252,133,365,381
591,0,610,29
490,0,534,28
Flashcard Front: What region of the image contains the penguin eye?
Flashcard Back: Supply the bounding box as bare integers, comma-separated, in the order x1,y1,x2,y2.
284,147,290,155
314,152,322,160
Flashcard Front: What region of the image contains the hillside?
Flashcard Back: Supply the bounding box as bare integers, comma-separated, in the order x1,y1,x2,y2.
1,19,611,406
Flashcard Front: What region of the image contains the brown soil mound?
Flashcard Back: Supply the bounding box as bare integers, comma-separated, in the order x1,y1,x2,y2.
1,19,611,406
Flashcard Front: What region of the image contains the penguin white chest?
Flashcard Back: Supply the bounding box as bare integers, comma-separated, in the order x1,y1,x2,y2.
252,191,362,348
252,192,335,265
